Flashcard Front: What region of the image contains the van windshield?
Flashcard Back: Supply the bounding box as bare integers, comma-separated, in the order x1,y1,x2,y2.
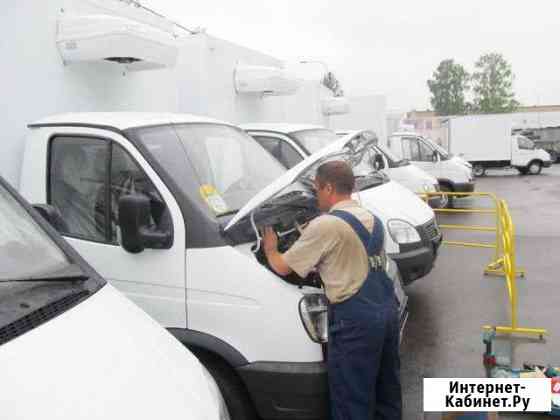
133,123,287,216
0,187,70,281
292,129,339,153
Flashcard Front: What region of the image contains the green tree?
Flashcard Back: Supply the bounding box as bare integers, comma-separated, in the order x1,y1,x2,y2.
427,59,470,116
471,53,519,113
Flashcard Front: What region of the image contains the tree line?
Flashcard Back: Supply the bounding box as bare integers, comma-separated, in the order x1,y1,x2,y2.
427,53,519,116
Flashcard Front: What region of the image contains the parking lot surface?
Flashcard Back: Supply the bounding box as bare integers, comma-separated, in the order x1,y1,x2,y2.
401,165,560,419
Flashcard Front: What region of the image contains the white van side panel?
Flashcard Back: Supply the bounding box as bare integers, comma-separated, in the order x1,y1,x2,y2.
186,245,324,363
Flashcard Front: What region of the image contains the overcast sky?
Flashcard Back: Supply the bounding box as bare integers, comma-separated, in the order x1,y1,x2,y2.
143,0,558,111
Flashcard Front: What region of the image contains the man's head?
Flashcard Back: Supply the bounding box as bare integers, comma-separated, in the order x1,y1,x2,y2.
314,160,355,212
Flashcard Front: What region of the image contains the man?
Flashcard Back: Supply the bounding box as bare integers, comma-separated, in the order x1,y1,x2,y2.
263,160,402,420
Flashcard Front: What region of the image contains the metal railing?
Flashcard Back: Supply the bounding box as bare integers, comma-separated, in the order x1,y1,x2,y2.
423,191,547,338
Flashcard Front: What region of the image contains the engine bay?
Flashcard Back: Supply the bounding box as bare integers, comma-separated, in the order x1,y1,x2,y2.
224,190,323,287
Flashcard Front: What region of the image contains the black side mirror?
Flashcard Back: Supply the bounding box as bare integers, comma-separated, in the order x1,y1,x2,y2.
118,194,172,254
432,150,439,162
33,204,69,232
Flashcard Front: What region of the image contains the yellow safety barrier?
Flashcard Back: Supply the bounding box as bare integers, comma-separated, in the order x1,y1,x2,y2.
422,191,547,338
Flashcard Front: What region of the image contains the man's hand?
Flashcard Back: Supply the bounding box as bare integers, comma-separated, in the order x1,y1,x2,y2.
261,226,292,276
262,226,278,254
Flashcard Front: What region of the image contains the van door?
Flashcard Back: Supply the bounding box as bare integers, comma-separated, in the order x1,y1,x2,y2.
400,136,441,178
512,135,533,167
46,130,186,328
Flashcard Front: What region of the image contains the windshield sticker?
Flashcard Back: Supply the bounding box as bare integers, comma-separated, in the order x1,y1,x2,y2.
200,184,229,215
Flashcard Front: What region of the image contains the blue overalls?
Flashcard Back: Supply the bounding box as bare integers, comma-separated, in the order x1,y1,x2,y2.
328,210,402,420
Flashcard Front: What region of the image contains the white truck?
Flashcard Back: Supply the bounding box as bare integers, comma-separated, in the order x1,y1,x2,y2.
386,132,475,208
335,130,445,208
444,115,553,176
0,175,230,420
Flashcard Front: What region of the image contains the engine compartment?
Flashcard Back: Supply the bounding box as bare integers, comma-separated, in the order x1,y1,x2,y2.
224,190,323,287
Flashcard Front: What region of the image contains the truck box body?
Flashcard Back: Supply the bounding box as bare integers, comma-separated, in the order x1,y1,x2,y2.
447,115,512,161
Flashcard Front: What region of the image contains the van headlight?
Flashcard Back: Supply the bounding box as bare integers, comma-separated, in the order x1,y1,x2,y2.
299,294,328,343
200,364,231,420
387,219,421,244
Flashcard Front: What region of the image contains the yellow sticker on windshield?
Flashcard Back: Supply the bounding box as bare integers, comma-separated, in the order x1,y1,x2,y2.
200,184,229,215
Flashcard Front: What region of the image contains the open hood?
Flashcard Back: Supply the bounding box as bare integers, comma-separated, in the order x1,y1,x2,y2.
224,130,378,231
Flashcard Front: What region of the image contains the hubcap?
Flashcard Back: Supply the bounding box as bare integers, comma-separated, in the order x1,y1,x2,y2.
530,163,540,174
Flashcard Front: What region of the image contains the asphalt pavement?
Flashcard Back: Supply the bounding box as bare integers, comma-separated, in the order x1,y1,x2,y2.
401,164,560,419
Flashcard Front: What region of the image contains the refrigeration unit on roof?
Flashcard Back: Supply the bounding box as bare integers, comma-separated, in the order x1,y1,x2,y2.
56,14,179,71
234,65,300,96
321,97,350,116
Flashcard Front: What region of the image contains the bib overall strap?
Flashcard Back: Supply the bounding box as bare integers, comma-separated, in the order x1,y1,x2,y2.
330,210,384,256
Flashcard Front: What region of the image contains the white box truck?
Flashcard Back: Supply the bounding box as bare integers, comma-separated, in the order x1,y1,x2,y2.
444,115,552,176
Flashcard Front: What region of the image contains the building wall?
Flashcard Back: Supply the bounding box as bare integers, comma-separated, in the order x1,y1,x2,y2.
330,95,387,142
1,0,180,186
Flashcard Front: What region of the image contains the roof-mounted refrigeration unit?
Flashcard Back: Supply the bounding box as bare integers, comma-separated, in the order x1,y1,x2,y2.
321,97,350,116
56,6,179,71
234,65,300,96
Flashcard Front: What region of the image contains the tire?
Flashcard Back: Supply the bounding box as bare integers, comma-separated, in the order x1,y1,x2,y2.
528,161,542,175
195,352,258,420
473,164,486,177
517,167,528,175
439,184,454,208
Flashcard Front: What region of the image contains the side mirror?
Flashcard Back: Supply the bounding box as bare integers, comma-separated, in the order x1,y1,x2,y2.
33,204,69,233
118,194,172,254
432,150,439,162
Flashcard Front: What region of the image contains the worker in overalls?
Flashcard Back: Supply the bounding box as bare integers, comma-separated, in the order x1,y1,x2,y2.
263,160,402,420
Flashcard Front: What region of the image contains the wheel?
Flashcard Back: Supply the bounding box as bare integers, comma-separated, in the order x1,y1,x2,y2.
473,164,486,177
439,184,454,208
195,352,258,420
528,161,542,175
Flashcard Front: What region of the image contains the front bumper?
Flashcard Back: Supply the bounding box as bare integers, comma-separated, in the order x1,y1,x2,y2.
452,181,475,193
543,160,553,168
389,219,443,285
237,361,329,419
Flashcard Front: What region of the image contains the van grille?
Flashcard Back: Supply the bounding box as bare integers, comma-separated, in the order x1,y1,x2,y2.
0,291,88,347
423,219,440,241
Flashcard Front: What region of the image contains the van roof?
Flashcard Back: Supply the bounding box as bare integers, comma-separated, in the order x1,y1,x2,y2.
29,112,231,131
240,122,325,134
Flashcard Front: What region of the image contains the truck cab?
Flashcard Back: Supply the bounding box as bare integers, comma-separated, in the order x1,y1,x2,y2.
387,132,475,206
336,130,444,208
243,123,442,284
509,135,552,175
18,112,408,420
0,175,230,420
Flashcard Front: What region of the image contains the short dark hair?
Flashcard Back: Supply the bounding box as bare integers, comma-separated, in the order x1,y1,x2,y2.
315,160,355,194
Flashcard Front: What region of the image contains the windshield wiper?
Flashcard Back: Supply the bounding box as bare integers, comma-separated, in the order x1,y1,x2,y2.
0,264,89,283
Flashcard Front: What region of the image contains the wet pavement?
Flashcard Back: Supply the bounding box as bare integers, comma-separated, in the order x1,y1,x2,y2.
401,164,560,419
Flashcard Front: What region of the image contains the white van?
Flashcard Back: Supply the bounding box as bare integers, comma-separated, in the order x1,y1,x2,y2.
17,112,409,420
387,132,475,207
242,123,442,284
336,130,444,208
0,175,229,420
